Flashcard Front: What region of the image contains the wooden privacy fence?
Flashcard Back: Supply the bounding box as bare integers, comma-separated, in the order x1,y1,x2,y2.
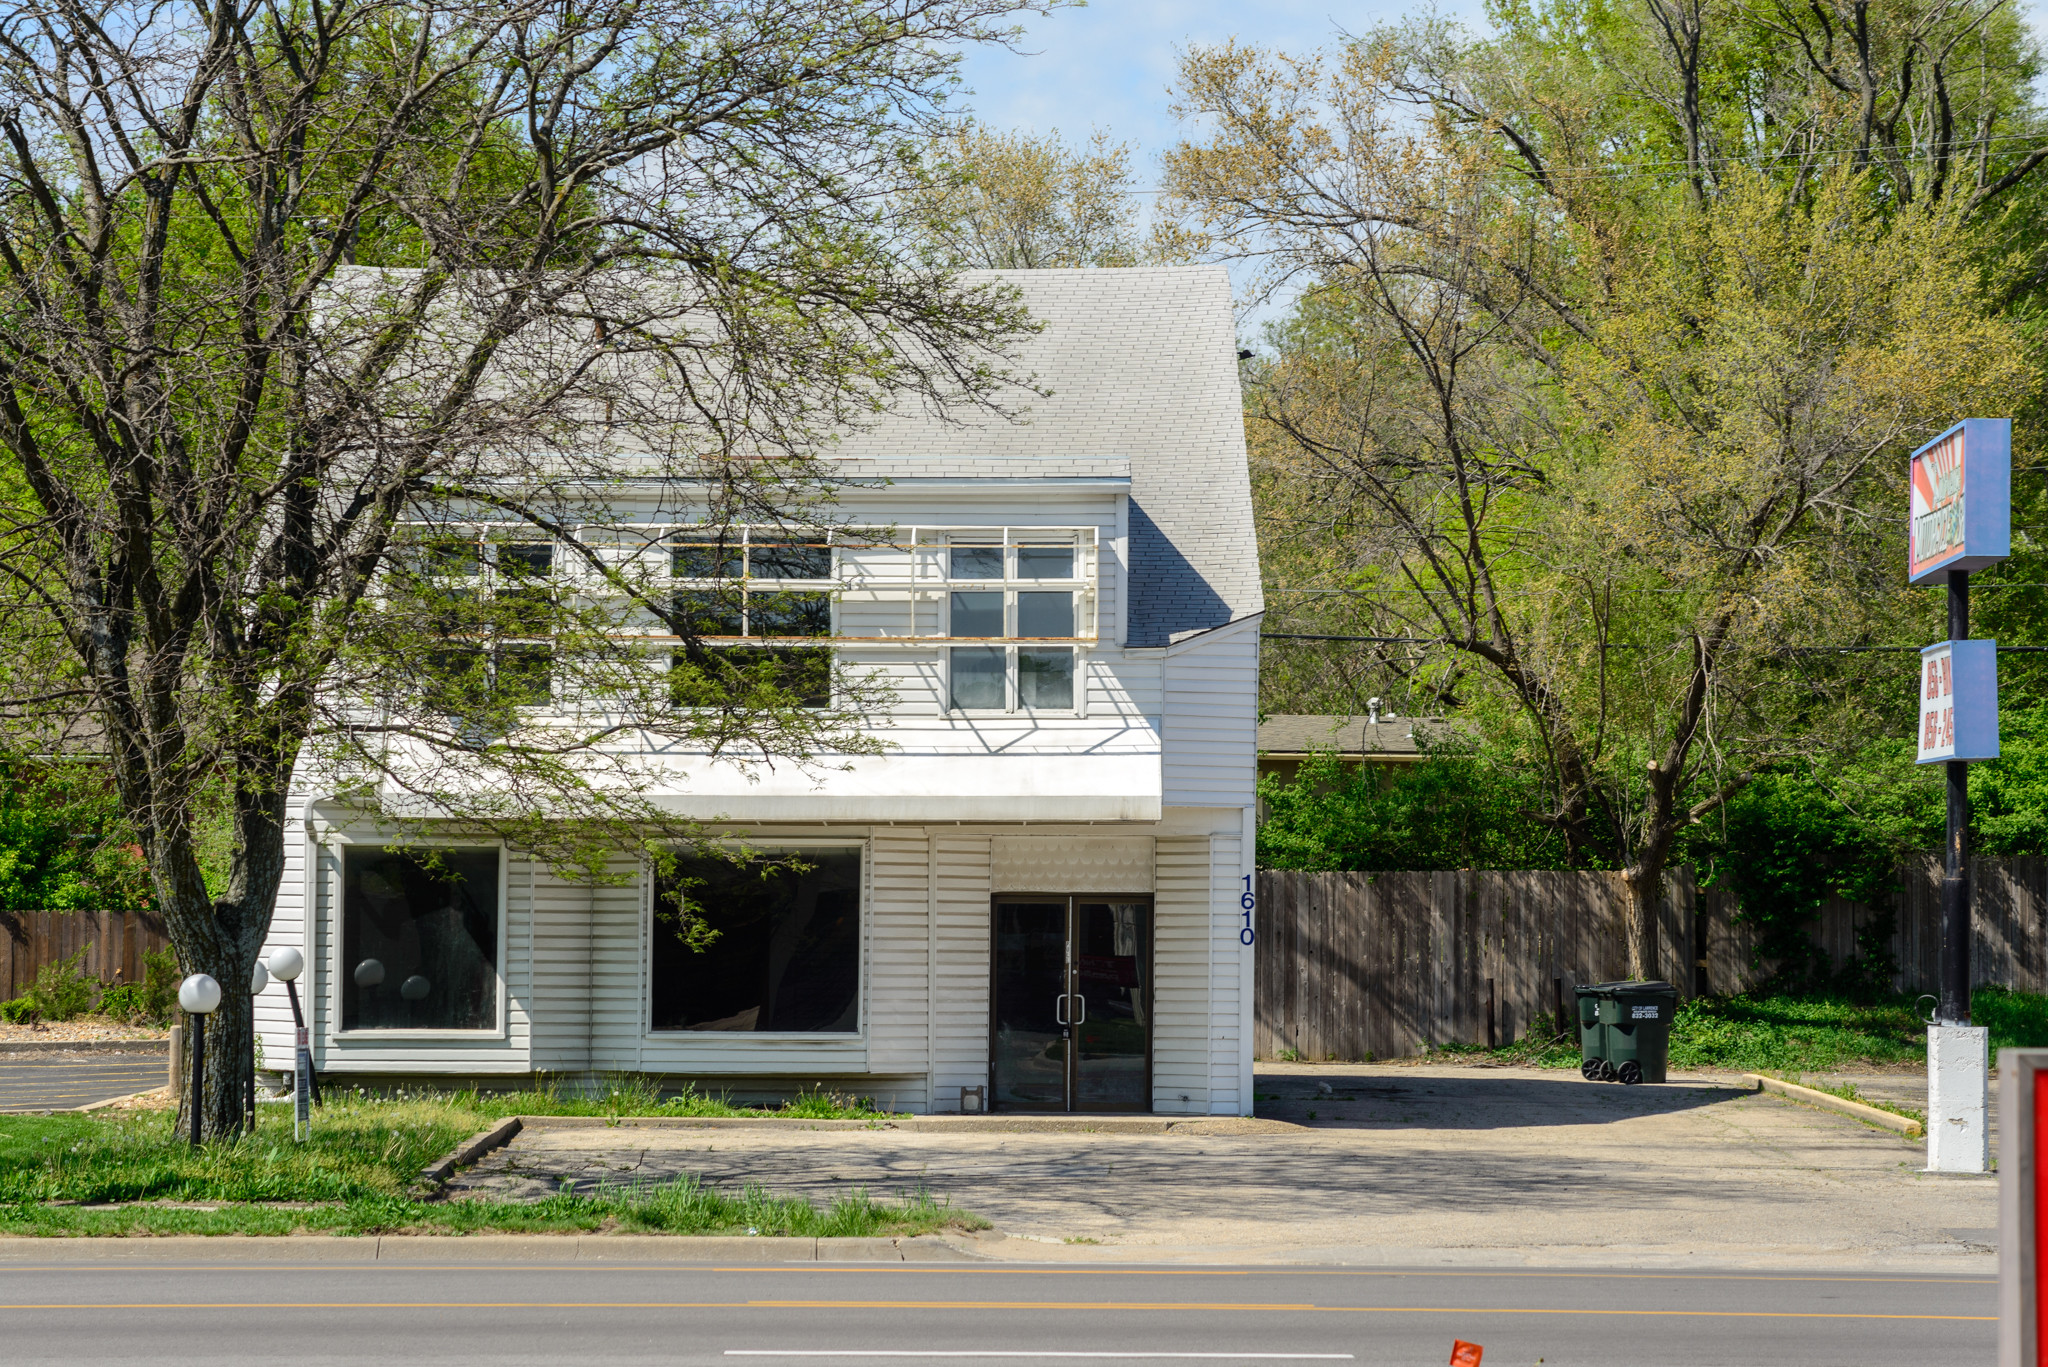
0,910,170,1000
1253,868,1765,1063
1816,854,2048,995
1254,858,2048,1061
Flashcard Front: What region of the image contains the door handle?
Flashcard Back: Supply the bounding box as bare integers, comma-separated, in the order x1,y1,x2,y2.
1072,993,1086,1025
1054,993,1069,1025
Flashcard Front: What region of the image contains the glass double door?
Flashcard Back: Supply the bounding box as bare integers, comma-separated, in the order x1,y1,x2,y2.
990,896,1151,1112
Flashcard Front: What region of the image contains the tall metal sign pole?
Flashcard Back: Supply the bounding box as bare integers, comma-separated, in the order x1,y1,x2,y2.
1909,418,2010,1174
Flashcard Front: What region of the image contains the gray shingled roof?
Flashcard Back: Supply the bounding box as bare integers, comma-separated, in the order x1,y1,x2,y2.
831,267,1263,647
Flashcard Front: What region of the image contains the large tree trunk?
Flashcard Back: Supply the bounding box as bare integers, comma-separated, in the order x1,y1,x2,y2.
161,792,292,1143
1621,859,1664,981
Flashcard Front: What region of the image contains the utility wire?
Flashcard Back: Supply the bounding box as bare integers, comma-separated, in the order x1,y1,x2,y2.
1263,632,2048,653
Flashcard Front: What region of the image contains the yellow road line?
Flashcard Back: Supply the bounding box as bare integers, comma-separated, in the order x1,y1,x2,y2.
0,1300,1995,1321
0,1265,1999,1288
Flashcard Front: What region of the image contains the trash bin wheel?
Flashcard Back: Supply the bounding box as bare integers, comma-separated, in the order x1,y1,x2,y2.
1580,1058,1604,1082
1617,1060,1642,1085
1598,1059,1618,1082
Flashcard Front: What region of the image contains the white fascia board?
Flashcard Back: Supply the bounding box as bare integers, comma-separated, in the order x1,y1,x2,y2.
1162,611,1265,655
645,748,1162,823
861,477,1132,492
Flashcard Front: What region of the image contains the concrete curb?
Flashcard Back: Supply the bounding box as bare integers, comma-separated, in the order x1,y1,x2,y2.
0,1039,168,1055
417,1117,524,1193
507,1114,1196,1134
0,1232,983,1261
77,1089,161,1114
1745,1074,1925,1137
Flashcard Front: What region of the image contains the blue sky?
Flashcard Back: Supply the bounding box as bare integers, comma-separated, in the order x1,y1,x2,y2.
952,1,1491,187
949,1,1492,333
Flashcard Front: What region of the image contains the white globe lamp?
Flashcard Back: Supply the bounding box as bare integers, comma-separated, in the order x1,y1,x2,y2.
178,973,221,1015
177,973,220,1149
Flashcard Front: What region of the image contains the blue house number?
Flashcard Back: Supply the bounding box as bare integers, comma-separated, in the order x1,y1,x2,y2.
1239,875,1256,945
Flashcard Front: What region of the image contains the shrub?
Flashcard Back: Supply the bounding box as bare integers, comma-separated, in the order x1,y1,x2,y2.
99,948,183,1025
0,995,35,1023
1258,747,1570,872
19,945,97,1021
94,983,141,1019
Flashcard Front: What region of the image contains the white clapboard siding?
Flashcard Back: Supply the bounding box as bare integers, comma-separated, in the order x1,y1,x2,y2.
1152,835,1214,1114
1207,829,1246,1114
527,855,641,1073
586,859,648,1073
309,839,333,1066
930,835,993,1110
1161,618,1260,810
867,833,933,1076
254,803,311,1068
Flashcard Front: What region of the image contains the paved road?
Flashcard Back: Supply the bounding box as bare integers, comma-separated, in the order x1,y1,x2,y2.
0,1256,1995,1366
0,1054,165,1112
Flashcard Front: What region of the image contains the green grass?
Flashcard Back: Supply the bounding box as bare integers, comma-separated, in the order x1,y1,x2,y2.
1425,986,2048,1074
461,1075,904,1121
1765,1076,1927,1126
0,1086,971,1238
0,1179,975,1239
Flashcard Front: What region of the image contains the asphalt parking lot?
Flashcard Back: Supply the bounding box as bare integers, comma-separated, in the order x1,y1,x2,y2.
443,1063,1998,1268
0,1052,166,1112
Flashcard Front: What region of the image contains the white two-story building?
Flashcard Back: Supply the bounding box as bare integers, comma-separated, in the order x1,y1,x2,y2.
256,266,1262,1115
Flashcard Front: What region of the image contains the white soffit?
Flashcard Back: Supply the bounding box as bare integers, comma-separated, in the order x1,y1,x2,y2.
990,837,1156,894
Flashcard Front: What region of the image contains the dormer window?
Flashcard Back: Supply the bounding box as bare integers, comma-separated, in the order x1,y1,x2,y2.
934,534,1084,713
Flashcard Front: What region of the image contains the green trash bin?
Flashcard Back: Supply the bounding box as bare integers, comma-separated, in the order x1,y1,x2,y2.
1575,981,1678,1084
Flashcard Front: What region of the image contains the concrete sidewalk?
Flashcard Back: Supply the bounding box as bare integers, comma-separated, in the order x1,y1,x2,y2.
441,1063,1996,1271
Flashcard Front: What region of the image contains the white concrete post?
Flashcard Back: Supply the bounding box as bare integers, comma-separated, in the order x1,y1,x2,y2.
1929,1024,1990,1173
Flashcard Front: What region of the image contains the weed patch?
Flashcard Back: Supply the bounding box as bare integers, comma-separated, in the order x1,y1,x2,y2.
0,1089,969,1238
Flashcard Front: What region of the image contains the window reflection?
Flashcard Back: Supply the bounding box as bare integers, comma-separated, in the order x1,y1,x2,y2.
651,849,861,1032
342,848,499,1031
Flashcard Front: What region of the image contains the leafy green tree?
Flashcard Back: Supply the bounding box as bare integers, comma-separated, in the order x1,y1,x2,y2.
0,763,151,911
0,0,1051,1140
1168,3,2048,978
1258,748,1570,872
906,125,1191,268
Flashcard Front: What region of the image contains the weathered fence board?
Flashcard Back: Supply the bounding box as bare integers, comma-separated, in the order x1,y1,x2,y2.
1254,868,1760,1062
0,910,171,1000
1254,858,2048,1061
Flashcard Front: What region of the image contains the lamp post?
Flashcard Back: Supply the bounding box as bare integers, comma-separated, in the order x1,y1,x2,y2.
176,974,221,1147
266,947,317,1139
247,959,269,1131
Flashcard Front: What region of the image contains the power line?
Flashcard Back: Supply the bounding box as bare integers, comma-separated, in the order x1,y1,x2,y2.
1262,632,2048,653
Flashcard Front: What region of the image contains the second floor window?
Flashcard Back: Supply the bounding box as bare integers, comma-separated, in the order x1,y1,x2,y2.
672,589,830,639
948,645,1075,712
670,530,833,643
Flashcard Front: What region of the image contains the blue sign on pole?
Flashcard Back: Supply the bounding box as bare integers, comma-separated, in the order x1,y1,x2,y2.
1918,639,2000,764
1909,419,2012,585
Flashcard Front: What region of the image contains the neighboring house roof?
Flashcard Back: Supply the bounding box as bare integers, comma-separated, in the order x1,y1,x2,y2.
832,266,1262,647
1257,714,1471,761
